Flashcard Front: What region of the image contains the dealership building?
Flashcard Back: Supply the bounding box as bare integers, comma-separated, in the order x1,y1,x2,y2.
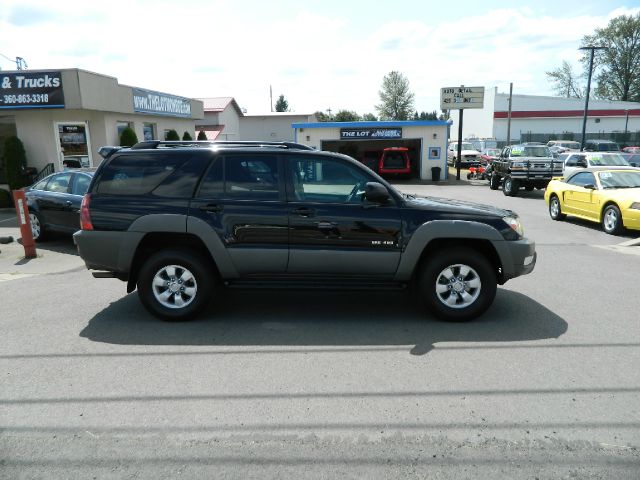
449,87,640,143
0,68,204,181
292,120,450,180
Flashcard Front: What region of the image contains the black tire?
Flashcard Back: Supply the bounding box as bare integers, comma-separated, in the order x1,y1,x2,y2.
548,194,566,221
489,173,500,190
137,249,215,321
418,247,497,322
28,211,47,242
503,176,519,197
466,172,472,180
602,204,624,235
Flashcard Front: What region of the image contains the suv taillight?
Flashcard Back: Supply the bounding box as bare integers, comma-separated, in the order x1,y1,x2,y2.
80,193,93,230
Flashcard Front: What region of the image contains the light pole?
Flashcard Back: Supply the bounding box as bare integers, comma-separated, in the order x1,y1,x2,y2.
579,45,607,150
624,109,630,146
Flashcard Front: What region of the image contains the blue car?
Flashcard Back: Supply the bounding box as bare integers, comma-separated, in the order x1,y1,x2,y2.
25,169,95,241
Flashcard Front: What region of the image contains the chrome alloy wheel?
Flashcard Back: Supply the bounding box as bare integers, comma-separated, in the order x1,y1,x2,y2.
603,208,619,232
435,264,482,309
29,213,41,240
550,198,560,218
152,264,198,309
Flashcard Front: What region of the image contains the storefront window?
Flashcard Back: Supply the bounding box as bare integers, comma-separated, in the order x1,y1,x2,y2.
117,121,132,139
143,123,156,141
57,123,91,168
0,116,18,183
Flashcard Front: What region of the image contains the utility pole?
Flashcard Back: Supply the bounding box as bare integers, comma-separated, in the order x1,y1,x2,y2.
506,82,513,146
579,45,607,150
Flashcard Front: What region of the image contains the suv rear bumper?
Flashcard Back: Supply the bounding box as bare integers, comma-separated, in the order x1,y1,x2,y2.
73,230,142,275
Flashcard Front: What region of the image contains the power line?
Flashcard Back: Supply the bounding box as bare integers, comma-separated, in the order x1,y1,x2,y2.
0,53,28,70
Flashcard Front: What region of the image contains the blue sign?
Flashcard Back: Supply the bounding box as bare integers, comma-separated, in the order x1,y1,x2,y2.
340,127,402,140
132,88,192,117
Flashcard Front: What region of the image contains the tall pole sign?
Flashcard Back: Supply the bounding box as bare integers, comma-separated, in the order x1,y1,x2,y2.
441,86,484,180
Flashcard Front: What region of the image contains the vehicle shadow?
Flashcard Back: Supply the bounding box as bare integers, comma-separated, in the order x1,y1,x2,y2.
21,233,79,256
80,289,568,356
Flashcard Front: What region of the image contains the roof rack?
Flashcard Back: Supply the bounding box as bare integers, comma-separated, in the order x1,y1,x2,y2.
130,140,315,151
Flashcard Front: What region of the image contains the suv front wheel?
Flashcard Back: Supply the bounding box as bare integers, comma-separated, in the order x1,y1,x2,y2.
418,247,497,322
137,249,215,321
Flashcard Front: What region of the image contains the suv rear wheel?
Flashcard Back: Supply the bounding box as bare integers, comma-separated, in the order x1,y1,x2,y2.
418,247,497,322
137,249,214,321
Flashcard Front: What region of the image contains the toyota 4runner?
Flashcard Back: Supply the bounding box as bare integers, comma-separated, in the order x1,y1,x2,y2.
74,141,536,322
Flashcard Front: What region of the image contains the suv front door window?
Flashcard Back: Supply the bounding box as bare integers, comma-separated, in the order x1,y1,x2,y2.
190,154,288,275
286,155,402,275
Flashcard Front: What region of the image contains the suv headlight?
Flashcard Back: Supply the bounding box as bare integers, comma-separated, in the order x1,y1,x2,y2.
511,162,526,170
503,215,524,237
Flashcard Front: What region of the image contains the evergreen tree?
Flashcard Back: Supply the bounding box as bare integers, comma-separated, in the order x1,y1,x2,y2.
274,95,289,112
119,127,139,147
375,71,415,120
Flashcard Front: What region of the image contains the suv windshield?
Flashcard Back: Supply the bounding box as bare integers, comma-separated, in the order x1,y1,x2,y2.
511,146,551,158
460,142,475,150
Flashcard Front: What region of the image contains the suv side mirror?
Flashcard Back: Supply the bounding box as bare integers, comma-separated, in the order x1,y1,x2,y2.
577,159,588,168
364,182,390,204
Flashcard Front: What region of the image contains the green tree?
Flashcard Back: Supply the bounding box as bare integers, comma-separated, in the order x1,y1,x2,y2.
314,111,334,122
119,126,139,147
583,13,640,101
333,110,361,122
182,131,193,141
545,60,583,98
4,136,27,191
274,94,289,112
197,130,207,140
375,71,415,120
165,129,180,141
362,113,377,121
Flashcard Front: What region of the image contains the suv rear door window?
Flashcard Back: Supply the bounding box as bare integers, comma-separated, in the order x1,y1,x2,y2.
197,155,280,200
96,154,188,195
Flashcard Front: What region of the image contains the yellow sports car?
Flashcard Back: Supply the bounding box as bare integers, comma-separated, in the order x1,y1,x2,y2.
544,167,640,235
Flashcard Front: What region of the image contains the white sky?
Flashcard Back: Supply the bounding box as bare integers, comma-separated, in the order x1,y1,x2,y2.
1,1,639,115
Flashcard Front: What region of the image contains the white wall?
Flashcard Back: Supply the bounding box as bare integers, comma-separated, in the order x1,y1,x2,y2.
240,114,315,141
296,124,448,180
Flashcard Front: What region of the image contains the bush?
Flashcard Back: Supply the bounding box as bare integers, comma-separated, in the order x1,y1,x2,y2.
182,131,193,141
0,188,12,208
165,129,180,141
120,127,139,147
197,130,207,141
4,136,27,191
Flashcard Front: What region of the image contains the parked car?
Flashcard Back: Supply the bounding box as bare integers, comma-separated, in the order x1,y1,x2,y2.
480,148,501,163
622,146,640,153
25,169,95,241
582,139,620,152
447,141,481,168
490,144,563,196
378,147,412,178
547,140,581,155
544,167,640,235
621,153,640,167
74,140,536,322
561,152,631,177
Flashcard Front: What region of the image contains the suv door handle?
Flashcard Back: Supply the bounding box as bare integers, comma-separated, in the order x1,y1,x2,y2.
316,221,338,229
199,204,223,213
293,207,314,217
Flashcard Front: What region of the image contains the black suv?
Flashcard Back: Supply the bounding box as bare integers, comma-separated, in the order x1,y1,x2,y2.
74,141,536,322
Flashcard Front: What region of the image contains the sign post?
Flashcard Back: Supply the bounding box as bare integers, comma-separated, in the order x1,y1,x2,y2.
440,86,485,180
12,190,37,259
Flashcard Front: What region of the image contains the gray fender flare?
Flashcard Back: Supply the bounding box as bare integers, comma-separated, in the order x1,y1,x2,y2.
394,220,512,281
124,214,238,279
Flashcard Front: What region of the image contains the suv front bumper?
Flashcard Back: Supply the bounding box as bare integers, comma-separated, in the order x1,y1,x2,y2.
496,238,536,283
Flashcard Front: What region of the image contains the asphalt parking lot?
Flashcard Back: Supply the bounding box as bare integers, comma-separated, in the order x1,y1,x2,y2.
1,180,639,478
